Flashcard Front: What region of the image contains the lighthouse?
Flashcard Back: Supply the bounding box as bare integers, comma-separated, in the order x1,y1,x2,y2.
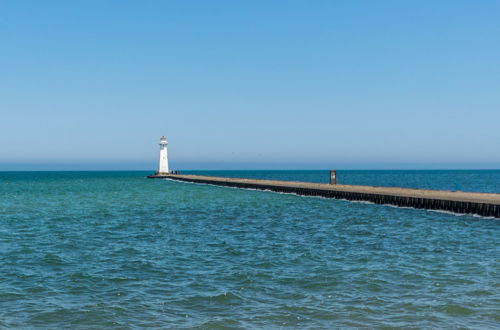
158,136,169,174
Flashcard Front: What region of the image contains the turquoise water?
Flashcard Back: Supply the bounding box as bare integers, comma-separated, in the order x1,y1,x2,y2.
1,170,499,328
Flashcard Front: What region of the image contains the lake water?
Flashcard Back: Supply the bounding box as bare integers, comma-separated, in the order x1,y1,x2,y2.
1,170,499,328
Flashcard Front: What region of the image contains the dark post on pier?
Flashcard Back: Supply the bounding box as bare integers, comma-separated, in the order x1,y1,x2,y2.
329,170,337,185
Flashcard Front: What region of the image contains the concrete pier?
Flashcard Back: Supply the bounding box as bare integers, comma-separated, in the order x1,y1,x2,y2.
147,173,500,218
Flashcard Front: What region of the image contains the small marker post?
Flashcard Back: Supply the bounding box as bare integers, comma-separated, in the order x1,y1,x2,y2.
329,170,337,185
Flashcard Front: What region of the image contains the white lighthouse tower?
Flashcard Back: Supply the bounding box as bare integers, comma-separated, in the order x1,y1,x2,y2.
158,136,169,174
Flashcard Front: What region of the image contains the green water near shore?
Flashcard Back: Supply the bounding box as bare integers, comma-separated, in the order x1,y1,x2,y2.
1,171,499,328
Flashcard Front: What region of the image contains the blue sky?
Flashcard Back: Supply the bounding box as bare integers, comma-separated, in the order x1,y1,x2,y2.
1,1,499,170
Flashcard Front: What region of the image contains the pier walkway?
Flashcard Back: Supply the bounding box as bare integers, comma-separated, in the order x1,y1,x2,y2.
148,173,500,218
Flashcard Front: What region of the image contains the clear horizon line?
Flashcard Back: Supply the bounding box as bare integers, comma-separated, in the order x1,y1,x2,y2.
2,168,500,172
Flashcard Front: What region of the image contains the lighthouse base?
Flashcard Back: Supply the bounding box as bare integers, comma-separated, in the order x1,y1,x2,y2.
147,171,180,178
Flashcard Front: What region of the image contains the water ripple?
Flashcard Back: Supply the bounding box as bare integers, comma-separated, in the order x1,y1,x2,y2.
0,171,499,328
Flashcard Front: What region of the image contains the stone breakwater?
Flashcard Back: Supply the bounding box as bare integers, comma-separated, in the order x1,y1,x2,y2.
148,174,500,218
